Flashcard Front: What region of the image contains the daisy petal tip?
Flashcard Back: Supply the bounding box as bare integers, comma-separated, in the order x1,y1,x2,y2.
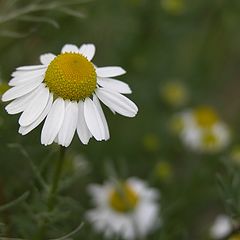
2,94,9,102
18,128,23,135
79,43,96,61
96,67,127,78
40,137,47,146
123,106,138,118
129,107,138,118
40,53,56,65
79,43,96,50
61,44,79,53
120,67,126,75
105,136,110,141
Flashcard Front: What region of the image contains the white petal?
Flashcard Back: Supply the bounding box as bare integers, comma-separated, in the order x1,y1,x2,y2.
97,77,132,94
79,44,95,61
61,44,79,53
19,85,49,126
5,87,39,114
41,98,65,146
84,98,105,141
19,93,53,135
77,101,92,144
93,95,110,140
96,67,126,78
2,77,44,102
54,135,59,144
16,65,47,71
11,68,46,78
210,215,232,239
96,88,138,117
134,202,159,237
9,74,45,87
58,101,78,147
40,53,56,65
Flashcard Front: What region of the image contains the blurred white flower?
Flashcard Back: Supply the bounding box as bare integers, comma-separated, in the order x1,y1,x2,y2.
2,43,138,147
210,215,232,239
173,106,230,153
86,177,160,240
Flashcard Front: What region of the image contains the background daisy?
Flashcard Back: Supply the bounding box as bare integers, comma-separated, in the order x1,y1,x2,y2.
86,177,160,240
172,106,231,153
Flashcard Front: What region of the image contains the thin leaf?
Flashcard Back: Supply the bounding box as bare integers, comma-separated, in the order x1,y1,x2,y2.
58,7,86,18
0,237,26,240
49,222,84,240
0,191,29,212
0,30,29,38
19,15,60,28
7,143,48,190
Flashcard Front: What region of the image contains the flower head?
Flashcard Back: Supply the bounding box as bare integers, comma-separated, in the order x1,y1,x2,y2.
210,215,232,239
86,177,160,240
2,44,138,147
172,106,230,153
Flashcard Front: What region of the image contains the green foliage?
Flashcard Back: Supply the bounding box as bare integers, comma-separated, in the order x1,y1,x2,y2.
0,0,240,239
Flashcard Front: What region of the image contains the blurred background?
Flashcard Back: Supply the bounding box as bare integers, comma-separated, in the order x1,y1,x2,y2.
0,0,240,239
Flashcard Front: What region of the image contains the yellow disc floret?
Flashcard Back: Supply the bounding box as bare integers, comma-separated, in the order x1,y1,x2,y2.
230,234,240,240
194,106,219,128
44,53,97,101
108,183,139,213
202,131,218,147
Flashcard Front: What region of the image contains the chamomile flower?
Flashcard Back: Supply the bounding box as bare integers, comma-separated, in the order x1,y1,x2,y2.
173,106,230,153
1,44,138,147
86,177,160,240
210,215,232,239
210,215,240,240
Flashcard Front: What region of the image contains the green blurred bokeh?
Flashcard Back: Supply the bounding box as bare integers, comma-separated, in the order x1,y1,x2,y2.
1,0,240,239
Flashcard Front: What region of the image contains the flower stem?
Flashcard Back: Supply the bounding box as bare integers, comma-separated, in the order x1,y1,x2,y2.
35,146,66,240
47,145,66,211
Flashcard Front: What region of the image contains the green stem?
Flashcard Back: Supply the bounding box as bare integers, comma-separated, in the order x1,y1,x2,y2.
47,146,66,211
35,146,66,240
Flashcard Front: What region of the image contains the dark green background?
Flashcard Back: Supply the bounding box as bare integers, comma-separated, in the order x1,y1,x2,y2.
0,0,240,239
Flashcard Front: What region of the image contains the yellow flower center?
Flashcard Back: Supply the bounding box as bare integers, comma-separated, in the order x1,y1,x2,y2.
44,53,97,101
194,106,219,128
230,234,240,240
108,183,139,213
202,131,218,147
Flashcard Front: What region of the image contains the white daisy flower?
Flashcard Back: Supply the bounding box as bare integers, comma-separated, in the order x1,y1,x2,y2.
210,215,232,239
86,177,160,240
174,106,230,153
1,44,138,147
